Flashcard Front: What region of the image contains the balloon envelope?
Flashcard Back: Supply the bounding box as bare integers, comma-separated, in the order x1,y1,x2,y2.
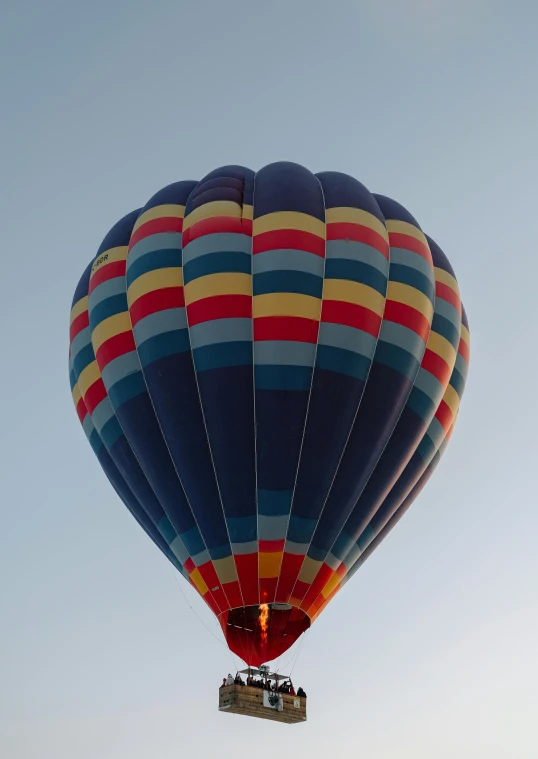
69,163,469,665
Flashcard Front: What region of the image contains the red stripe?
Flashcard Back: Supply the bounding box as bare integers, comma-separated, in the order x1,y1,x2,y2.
95,331,136,371
84,378,108,415
383,299,431,340
234,553,259,606
260,578,278,604
254,316,319,343
76,397,87,424
292,579,310,600
458,337,470,363
435,399,454,433
274,553,304,604
197,562,228,614
89,260,126,293
187,294,252,326
299,564,334,609
436,281,461,311
420,348,452,387
129,217,183,249
326,222,389,258
184,557,195,574
129,287,184,327
70,311,89,343
321,300,381,336
389,232,432,262
253,229,325,257
222,580,243,609
182,216,252,246
258,539,285,553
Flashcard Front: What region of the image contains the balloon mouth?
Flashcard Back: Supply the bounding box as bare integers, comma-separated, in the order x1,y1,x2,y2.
219,604,311,666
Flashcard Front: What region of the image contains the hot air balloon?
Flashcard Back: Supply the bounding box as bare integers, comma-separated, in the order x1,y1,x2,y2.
69,162,470,675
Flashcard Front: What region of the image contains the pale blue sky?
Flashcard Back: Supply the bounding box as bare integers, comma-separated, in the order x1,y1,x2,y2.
1,1,537,757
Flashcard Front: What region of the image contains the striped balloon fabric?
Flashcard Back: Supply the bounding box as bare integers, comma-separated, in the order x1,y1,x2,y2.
69,163,470,666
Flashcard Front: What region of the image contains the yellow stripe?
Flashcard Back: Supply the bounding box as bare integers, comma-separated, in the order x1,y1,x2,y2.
325,207,388,241
253,211,325,239
91,312,132,352
78,360,102,397
184,272,251,306
212,556,238,584
70,296,88,324
259,552,283,578
323,279,385,316
132,204,185,233
242,204,253,220
434,266,460,298
443,384,460,416
297,557,322,584
387,281,434,321
189,568,209,595
460,324,470,349
182,200,241,231
320,573,341,599
426,331,457,369
127,267,183,307
90,246,127,276
386,219,429,249
253,292,321,320
72,384,81,407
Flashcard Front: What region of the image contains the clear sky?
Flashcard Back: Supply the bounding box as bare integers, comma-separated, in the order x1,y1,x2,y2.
1,1,537,757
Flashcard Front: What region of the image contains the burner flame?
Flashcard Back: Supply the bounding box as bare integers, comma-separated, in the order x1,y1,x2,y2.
258,604,269,642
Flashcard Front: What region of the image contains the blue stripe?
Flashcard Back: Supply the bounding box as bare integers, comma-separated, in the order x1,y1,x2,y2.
431,313,460,348
405,386,437,421
389,263,435,301
126,248,181,287
315,345,371,380
193,341,252,371
107,372,147,409
89,293,128,327
257,489,293,516
254,365,312,390
183,250,251,284
138,329,191,366
324,258,387,295
374,341,420,381
253,269,323,298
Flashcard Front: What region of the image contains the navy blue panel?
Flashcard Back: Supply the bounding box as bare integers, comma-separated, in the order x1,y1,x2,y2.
373,195,421,229
289,370,366,521
96,209,141,255
316,171,385,222
144,181,197,209
196,366,256,520
308,363,414,554
142,352,231,551
253,162,325,220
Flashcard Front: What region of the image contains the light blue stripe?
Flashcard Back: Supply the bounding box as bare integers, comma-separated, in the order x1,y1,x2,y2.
379,321,427,357
70,327,92,363
91,397,116,434
252,248,324,276
390,247,434,279
182,232,251,264
435,297,461,329
254,340,315,366
412,367,444,403
88,277,126,310
258,515,288,541
127,232,182,265
325,240,389,274
132,307,187,345
189,318,252,349
101,351,141,391
318,322,376,356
